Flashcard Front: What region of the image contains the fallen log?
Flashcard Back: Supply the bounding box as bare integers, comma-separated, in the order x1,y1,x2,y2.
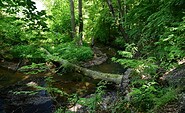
41,48,125,84
74,65,122,84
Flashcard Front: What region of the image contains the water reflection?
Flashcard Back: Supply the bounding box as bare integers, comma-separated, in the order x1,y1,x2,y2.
0,67,26,88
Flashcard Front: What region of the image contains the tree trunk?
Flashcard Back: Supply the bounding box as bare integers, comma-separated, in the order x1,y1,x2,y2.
41,48,123,84
117,0,123,18
117,0,123,21
58,59,123,84
78,0,83,45
124,0,127,22
106,0,128,42
106,0,115,17
69,0,76,38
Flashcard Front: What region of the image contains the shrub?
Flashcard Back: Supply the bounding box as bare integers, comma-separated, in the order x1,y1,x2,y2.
46,42,93,62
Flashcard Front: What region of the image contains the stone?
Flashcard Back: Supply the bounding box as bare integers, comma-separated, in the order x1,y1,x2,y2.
163,64,185,89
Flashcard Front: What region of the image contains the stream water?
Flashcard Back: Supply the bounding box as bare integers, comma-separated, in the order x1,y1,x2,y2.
0,46,125,113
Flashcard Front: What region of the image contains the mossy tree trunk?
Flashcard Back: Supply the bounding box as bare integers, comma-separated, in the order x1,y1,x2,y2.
42,48,123,84
57,58,123,84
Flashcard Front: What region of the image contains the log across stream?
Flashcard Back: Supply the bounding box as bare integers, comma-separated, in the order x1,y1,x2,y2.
42,48,125,84
0,46,127,113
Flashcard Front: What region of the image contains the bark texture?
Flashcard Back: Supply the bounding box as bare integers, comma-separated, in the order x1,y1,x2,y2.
69,0,76,38
78,0,83,45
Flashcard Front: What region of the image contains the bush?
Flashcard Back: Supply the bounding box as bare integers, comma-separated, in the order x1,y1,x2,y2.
11,45,44,59
46,42,93,62
128,80,177,112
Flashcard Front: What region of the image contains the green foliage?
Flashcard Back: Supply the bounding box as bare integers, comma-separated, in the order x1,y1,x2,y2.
10,37,93,63
45,32,72,44
93,9,117,44
82,0,105,42
1,0,93,63
129,81,177,112
0,16,23,59
154,88,177,109
82,0,122,45
118,51,133,58
113,37,126,48
129,81,158,112
44,0,75,39
154,16,185,69
1,0,184,112
45,42,93,62
0,0,49,61
2,0,48,31
78,81,106,113
13,90,38,96
11,45,44,59
18,63,48,74
112,1,184,111
112,55,158,76
125,0,185,69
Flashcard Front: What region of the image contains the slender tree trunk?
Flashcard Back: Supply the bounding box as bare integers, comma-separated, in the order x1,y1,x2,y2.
78,0,83,45
106,0,115,17
117,0,128,42
69,0,76,38
124,0,127,22
117,0,123,19
106,0,128,42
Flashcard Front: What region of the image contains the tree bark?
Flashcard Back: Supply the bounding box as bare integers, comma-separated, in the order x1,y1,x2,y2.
117,0,123,18
69,0,76,38
124,0,127,22
73,63,123,84
78,0,83,45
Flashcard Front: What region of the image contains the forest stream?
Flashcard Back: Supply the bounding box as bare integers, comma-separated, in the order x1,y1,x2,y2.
0,46,125,113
